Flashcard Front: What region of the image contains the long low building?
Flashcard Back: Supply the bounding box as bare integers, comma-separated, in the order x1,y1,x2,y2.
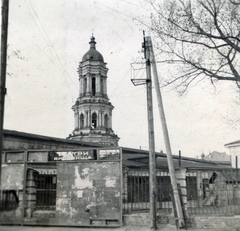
1,129,239,228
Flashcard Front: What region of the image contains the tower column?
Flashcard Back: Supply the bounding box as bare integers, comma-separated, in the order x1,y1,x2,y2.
84,110,88,128
104,78,107,95
96,74,101,96
98,110,102,127
74,112,79,129
109,113,112,129
88,109,91,127
79,77,83,97
101,111,103,127
86,74,91,96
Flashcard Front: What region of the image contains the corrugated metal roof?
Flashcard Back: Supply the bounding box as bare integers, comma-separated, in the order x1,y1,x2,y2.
3,129,102,147
121,147,233,170
3,129,234,170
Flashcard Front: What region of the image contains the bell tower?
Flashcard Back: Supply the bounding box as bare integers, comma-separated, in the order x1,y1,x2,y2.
69,36,119,146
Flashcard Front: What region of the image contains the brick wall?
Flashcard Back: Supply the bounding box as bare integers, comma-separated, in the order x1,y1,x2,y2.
192,215,240,230
123,213,173,226
123,213,240,231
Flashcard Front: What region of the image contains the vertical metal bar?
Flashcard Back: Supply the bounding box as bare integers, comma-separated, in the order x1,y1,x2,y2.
0,189,2,209
143,173,145,209
141,172,143,209
22,155,28,224
46,175,48,209
130,174,133,211
132,174,134,210
124,169,126,213
137,171,139,208
179,150,181,168
236,156,238,188
47,175,49,209
156,172,158,210
123,168,125,213
126,169,129,213
225,171,229,215
120,150,123,226
143,171,145,209
145,171,147,210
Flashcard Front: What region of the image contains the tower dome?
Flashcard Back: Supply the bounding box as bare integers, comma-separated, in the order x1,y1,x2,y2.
82,36,104,62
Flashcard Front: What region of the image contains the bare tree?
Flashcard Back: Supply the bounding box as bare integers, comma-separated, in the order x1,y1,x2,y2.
149,0,240,94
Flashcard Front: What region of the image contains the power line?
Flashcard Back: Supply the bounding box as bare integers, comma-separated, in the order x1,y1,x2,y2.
24,0,78,90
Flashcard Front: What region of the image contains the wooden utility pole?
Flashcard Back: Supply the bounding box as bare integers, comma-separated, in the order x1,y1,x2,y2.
144,36,157,230
0,0,9,187
146,36,185,228
131,34,157,230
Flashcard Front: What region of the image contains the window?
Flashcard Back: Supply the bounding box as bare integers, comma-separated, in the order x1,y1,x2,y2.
127,176,149,203
127,175,172,203
80,114,84,128
92,113,97,129
157,176,171,202
92,77,96,96
36,174,57,210
0,190,19,210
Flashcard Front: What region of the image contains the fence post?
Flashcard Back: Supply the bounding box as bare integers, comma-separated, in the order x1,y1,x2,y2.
236,156,238,188
197,171,203,208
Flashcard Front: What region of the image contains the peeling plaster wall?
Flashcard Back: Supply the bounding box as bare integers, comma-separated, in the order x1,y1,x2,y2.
56,161,121,225
1,164,24,189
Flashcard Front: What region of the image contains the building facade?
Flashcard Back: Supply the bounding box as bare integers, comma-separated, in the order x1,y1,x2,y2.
68,36,119,146
225,140,240,168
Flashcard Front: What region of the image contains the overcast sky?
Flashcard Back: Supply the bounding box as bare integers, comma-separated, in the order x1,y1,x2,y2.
3,0,240,158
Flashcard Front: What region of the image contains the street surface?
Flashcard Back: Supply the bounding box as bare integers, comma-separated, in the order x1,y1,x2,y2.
0,224,209,231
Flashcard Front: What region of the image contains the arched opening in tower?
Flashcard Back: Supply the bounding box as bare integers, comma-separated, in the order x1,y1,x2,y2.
84,78,87,96
104,114,108,128
100,78,103,95
92,77,96,96
92,113,97,129
80,114,84,128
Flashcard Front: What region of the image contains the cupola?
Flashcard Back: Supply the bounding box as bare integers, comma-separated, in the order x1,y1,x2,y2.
82,36,104,62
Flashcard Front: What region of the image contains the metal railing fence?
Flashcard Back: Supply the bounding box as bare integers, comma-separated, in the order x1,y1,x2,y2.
123,168,240,216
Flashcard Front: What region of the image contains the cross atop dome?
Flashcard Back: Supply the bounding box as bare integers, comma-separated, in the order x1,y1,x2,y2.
89,36,96,48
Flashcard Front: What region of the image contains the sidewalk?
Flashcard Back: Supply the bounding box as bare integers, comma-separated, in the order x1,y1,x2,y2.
0,224,205,231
